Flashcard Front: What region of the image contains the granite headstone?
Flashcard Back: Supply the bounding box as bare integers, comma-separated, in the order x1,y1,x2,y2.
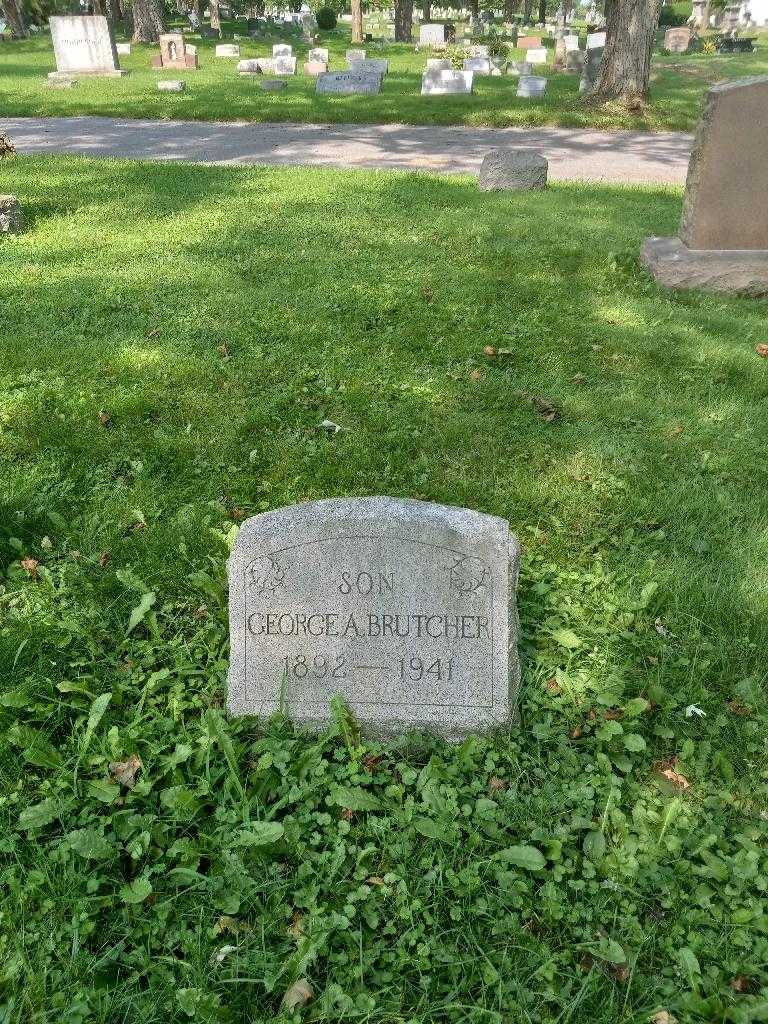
227,497,520,736
49,16,126,80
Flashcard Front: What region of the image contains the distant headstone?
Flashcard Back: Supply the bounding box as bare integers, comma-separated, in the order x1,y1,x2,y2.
301,11,318,40
517,34,541,48
48,16,126,80
346,48,366,60
468,43,489,56
421,68,473,94
586,30,606,47
238,57,273,74
564,33,580,50
216,43,240,56
227,497,520,737
0,195,24,235
579,44,603,93
158,79,185,91
308,46,329,62
273,55,297,74
420,22,447,44
304,59,327,75
565,48,584,72
479,148,548,190
258,78,287,90
664,26,692,52
517,74,547,97
152,33,198,70
426,57,452,70
316,70,382,94
116,42,131,55
348,57,389,75
507,59,532,75
641,76,768,295
526,46,547,63
464,56,490,73
273,43,293,56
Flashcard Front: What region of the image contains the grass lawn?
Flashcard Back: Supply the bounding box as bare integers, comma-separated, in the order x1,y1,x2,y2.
1,25,768,131
2,154,768,1023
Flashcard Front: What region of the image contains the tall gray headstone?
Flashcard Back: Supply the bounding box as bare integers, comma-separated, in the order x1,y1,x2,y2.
48,16,126,79
227,497,520,737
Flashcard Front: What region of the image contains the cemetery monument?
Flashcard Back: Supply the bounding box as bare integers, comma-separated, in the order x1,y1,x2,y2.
48,15,127,81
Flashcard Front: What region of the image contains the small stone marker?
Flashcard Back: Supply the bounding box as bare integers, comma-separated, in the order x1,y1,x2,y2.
308,46,329,62
116,42,131,55
564,33,580,50
526,46,547,63
641,76,768,295
48,15,126,80
463,56,490,74
467,44,489,57
421,68,473,94
227,497,520,737
664,26,692,52
258,78,287,91
215,43,240,57
304,60,327,75
586,30,606,47
317,70,382,94
420,22,447,44
0,195,24,235
517,34,541,48
565,49,584,72
346,48,366,61
517,74,547,97
152,32,198,70
478,149,548,190
157,79,185,91
238,57,272,74
507,60,532,75
273,43,293,56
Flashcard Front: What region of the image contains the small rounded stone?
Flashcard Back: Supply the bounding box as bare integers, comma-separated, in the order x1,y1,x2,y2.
478,149,548,192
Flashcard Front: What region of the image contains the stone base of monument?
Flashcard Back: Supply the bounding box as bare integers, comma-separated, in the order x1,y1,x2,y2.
48,69,128,80
641,236,768,297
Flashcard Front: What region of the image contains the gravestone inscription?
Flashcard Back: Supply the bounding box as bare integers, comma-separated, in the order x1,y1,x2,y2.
317,70,381,94
227,497,520,736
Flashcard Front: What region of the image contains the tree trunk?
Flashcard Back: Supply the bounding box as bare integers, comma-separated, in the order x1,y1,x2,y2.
351,0,363,41
503,0,521,21
422,0,430,21
394,0,413,41
209,0,221,31
594,0,660,102
131,0,164,42
468,0,478,20
537,0,546,21
522,0,534,21
1,0,27,37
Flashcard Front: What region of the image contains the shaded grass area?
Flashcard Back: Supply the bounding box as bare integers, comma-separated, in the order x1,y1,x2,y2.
1,25,768,129
1,156,768,1023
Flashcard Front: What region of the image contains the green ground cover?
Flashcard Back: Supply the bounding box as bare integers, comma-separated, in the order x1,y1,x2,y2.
1,155,768,1023
1,26,767,130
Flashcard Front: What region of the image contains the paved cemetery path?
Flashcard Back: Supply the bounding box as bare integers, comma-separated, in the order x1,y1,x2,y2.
0,116,693,184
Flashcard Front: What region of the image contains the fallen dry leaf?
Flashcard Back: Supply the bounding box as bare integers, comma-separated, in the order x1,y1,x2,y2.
99,551,111,568
483,345,498,357
609,963,630,983
20,557,39,578
420,284,433,303
362,753,384,771
283,979,313,1012
214,916,250,936
192,605,208,620
341,808,355,821
658,766,691,790
288,911,304,939
545,677,562,695
470,369,484,381
650,1012,678,1024
569,725,583,739
532,395,560,423
230,507,247,521
670,424,684,437
604,708,624,721
366,876,386,886
726,698,751,716
109,753,142,789
217,343,231,359
98,410,111,427
488,775,508,793
572,372,585,384
756,343,768,358
730,975,755,993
